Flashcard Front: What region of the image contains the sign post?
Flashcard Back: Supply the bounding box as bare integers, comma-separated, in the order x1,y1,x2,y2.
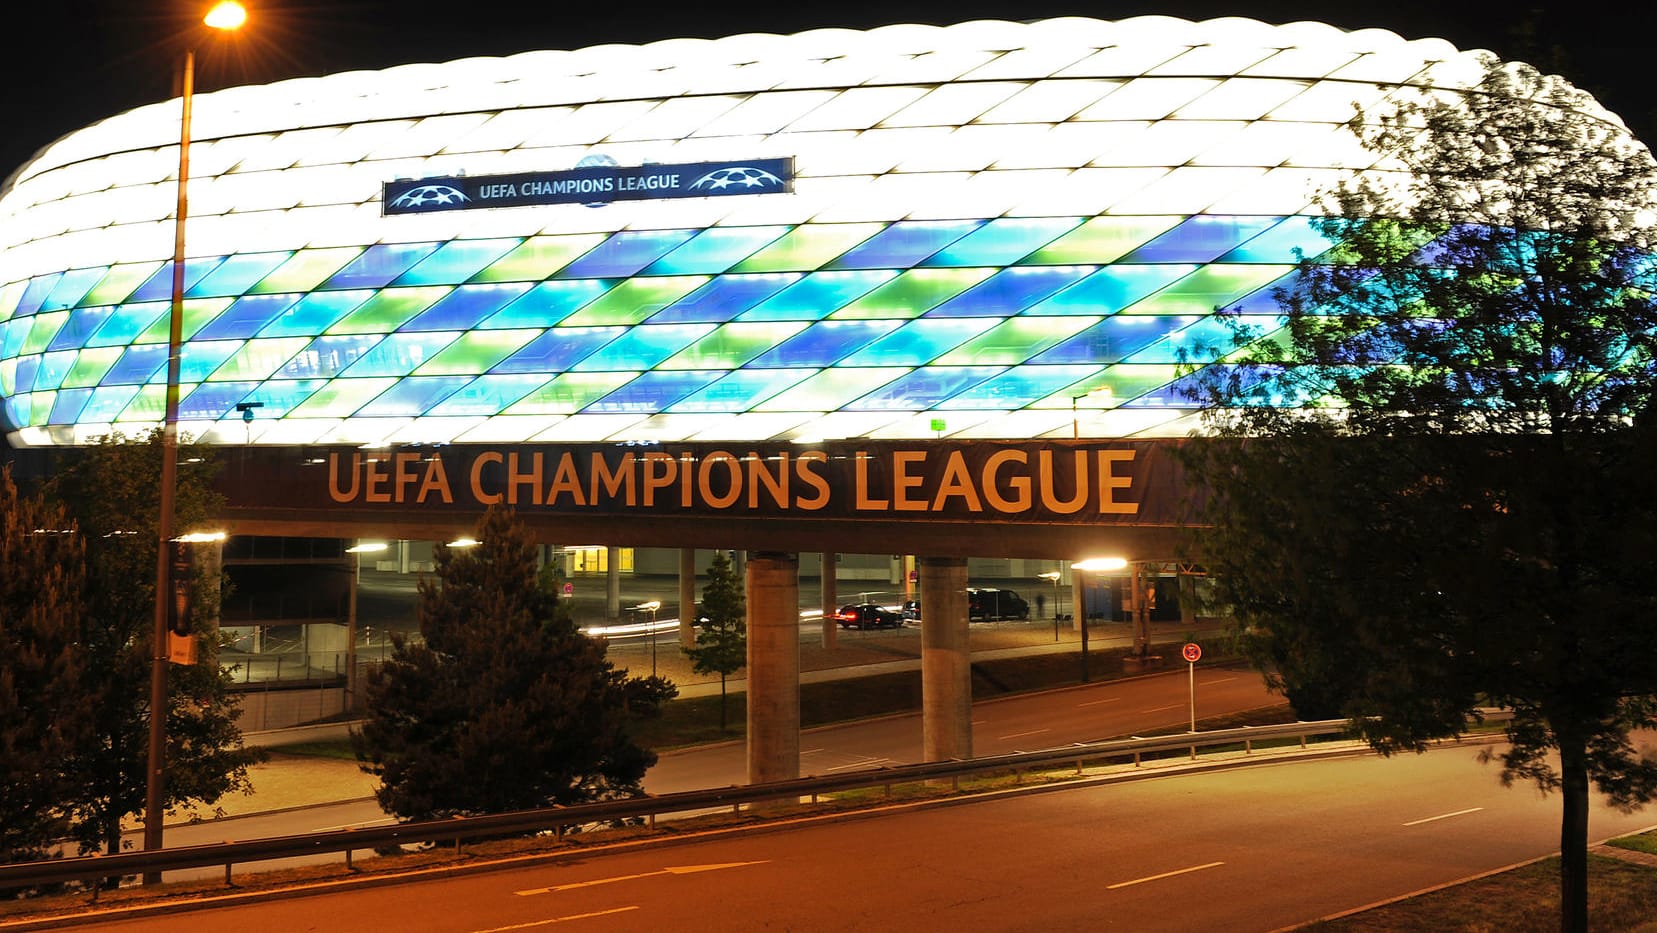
1181,642,1202,732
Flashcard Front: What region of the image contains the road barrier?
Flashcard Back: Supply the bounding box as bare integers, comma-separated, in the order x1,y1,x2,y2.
0,713,1510,892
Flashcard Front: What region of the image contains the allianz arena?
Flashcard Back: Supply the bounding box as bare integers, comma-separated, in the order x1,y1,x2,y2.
0,16,1640,449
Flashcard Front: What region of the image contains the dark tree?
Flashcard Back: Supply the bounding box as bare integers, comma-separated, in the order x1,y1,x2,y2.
44,433,260,858
683,550,746,731
1183,59,1657,932
354,507,673,821
0,467,87,871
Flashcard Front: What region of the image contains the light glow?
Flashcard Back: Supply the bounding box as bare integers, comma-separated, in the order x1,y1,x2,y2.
203,1,247,31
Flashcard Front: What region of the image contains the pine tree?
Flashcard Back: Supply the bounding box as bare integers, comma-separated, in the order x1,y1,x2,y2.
354,507,674,820
0,466,88,871
43,433,261,858
683,550,746,731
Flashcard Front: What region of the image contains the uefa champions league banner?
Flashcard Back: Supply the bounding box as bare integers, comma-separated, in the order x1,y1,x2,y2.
384,157,795,213
219,441,1198,527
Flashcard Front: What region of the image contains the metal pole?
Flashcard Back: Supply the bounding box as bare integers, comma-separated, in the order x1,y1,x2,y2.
1052,578,1060,642
144,46,194,884
1078,571,1089,683
346,547,359,714
1188,659,1197,732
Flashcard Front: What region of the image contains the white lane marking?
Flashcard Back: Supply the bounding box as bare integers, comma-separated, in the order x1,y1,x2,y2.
1404,807,1484,826
801,747,825,756
1107,861,1225,889
312,817,397,831
475,906,639,930
998,729,1051,740
1139,704,1181,713
824,757,892,772
1076,697,1123,708
1198,676,1238,685
515,862,767,896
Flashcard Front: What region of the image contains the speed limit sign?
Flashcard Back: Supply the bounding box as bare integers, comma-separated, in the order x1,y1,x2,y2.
1182,642,1202,663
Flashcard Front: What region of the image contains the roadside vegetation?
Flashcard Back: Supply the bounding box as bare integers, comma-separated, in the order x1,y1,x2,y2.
352,507,676,820
1,437,262,875
1179,56,1657,933
1306,855,1657,932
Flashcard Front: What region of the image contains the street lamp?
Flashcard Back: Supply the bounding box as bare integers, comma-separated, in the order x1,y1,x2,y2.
1037,571,1061,642
639,600,662,676
1070,557,1127,683
145,1,248,881
1070,387,1114,439
344,542,388,713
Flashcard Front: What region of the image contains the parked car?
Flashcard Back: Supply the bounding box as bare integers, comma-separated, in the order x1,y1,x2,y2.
835,603,905,629
901,600,920,621
966,587,1029,621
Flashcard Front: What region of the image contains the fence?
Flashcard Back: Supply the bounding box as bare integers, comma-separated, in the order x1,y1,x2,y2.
0,717,1409,891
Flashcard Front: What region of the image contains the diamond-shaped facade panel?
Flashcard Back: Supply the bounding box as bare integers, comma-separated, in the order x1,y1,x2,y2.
0,16,1638,446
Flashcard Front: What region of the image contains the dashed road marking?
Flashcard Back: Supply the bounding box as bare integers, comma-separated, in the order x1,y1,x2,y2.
998,729,1051,740
1107,861,1225,889
1404,807,1484,826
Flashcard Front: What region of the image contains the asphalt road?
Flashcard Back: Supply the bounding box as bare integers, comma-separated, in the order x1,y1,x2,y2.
142,666,1284,878
88,743,1657,932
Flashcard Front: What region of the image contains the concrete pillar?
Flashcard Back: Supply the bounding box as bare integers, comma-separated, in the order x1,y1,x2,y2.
606,546,621,619
820,551,838,649
746,551,801,786
919,556,971,762
1179,570,1198,626
679,548,697,646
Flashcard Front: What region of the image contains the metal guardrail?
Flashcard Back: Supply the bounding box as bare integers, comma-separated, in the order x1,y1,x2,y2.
0,717,1389,892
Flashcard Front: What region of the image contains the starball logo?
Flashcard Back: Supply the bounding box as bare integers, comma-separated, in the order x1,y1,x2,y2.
387,184,469,210
689,166,786,191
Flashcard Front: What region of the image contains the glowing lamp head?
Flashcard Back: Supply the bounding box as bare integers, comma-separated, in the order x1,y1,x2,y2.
203,1,247,31
1072,557,1128,572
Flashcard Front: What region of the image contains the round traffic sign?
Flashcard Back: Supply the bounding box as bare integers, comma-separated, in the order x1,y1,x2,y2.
1181,642,1202,663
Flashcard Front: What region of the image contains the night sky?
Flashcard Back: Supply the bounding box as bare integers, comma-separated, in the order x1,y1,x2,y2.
3,1,1651,184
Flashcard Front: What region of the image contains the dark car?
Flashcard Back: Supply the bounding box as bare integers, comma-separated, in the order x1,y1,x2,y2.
835,603,905,629
966,587,1029,621
902,600,920,621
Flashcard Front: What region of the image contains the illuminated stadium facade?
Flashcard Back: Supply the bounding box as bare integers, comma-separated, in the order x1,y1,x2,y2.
0,16,1640,450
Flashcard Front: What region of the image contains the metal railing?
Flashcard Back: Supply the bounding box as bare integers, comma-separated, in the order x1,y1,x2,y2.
0,717,1392,892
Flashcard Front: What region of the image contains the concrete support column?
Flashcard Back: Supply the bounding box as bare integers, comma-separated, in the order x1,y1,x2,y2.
606,546,621,619
1179,570,1198,627
746,551,800,786
918,556,971,762
679,548,697,646
820,551,838,649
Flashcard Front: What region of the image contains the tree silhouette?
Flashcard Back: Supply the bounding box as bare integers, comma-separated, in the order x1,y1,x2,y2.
355,507,674,820
1183,59,1657,933
684,550,746,731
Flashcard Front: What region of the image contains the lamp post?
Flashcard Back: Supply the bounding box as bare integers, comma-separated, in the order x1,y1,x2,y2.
639,600,662,676
344,542,388,713
1037,571,1061,642
1070,387,1113,439
1071,557,1127,683
145,1,247,881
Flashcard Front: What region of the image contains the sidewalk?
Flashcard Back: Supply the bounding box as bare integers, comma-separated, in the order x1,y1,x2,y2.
628,616,1221,698
214,616,1225,821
